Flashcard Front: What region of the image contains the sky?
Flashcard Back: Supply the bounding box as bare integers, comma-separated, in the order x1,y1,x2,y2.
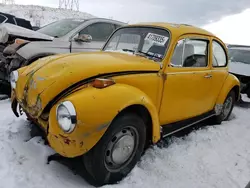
204,8,250,45
10,0,250,45
14,0,250,26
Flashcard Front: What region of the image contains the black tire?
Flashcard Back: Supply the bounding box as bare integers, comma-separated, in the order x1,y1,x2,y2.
210,90,235,124
81,113,146,187
247,88,250,98
0,82,11,97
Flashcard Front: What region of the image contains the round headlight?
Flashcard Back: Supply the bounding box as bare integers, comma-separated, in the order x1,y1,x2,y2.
10,70,19,89
56,101,77,133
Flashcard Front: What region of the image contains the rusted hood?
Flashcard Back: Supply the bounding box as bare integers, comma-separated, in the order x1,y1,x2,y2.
15,51,160,117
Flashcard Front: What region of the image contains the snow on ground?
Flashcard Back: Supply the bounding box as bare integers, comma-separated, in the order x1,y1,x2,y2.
0,4,95,27
0,96,250,188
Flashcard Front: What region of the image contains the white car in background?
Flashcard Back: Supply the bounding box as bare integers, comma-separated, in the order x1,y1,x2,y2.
228,44,250,98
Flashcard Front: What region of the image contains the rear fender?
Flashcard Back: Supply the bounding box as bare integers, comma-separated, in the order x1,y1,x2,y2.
216,73,240,104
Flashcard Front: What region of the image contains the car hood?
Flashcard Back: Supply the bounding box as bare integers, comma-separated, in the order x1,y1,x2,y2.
15,51,160,117
229,61,250,77
0,23,53,43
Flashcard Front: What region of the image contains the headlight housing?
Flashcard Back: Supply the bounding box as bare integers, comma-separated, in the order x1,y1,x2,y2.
56,101,77,133
10,70,19,89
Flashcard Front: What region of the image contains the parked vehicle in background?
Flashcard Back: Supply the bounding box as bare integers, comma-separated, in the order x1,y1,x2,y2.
10,22,240,186
32,26,40,31
0,12,34,52
0,12,33,31
0,18,126,96
227,44,250,98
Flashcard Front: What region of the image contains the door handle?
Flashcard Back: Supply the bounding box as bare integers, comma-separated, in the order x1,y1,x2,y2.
204,74,212,78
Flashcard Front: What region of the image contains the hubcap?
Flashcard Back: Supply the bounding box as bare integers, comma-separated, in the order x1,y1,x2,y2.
222,96,233,120
104,126,139,172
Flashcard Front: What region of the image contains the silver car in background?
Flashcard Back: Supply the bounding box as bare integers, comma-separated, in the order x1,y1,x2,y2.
0,18,126,95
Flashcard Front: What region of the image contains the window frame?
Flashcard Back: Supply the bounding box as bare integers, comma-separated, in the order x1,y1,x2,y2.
170,37,210,68
212,39,228,68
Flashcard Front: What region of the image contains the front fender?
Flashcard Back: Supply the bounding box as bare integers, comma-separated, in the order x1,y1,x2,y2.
48,83,160,157
216,73,240,104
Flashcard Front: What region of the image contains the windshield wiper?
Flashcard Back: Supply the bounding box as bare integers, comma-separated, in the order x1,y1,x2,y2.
135,50,162,61
122,49,135,53
121,49,162,62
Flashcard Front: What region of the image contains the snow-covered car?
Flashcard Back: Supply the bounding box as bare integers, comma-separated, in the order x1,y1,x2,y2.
10,23,240,186
0,18,126,95
228,44,250,98
0,12,38,52
0,12,33,31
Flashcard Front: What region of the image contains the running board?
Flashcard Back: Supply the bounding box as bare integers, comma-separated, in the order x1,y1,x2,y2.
161,110,215,138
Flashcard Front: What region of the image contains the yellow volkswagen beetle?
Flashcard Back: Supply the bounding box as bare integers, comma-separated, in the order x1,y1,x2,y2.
10,23,240,186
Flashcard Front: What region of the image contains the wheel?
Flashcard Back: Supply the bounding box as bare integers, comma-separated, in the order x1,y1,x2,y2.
210,90,235,124
81,113,146,186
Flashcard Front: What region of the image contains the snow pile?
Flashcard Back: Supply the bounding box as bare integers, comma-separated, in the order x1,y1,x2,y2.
203,9,250,45
0,4,95,27
0,96,250,188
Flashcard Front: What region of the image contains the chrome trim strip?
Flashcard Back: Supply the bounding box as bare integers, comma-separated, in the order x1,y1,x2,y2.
162,113,215,138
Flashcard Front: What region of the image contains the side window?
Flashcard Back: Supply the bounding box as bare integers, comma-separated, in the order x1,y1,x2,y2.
0,14,7,23
79,23,115,41
212,40,227,67
170,38,208,68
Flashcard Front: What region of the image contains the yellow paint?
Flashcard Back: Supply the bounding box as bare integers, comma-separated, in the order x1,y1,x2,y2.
12,23,240,158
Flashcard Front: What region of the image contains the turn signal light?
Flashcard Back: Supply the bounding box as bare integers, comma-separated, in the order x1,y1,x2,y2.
14,38,29,44
91,78,115,89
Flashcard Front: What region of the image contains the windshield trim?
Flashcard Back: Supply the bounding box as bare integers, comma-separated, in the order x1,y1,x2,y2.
102,25,172,63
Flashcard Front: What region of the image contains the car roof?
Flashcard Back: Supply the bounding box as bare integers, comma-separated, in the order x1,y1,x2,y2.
227,44,250,50
0,12,15,18
127,22,215,37
59,17,126,24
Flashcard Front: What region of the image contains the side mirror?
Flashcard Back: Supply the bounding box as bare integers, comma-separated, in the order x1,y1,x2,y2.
74,34,92,42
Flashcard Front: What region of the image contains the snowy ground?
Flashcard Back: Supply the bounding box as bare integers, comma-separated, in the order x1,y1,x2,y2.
0,96,250,188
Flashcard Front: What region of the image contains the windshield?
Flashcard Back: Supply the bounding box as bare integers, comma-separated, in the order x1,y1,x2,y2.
103,27,170,62
228,48,250,64
37,19,84,37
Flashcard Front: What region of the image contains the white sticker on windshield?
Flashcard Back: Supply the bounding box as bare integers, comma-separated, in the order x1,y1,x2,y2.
145,33,168,46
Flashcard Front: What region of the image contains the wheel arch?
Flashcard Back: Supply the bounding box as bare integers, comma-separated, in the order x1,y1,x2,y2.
113,104,154,147
216,73,240,104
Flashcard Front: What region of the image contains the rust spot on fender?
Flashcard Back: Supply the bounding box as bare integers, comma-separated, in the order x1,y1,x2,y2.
80,141,84,147
59,134,76,145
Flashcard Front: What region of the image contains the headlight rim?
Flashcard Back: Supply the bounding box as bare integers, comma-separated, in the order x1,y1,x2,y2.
56,101,77,133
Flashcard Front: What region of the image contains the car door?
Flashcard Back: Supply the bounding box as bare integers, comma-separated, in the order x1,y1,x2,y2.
209,39,228,105
159,36,214,125
71,22,116,52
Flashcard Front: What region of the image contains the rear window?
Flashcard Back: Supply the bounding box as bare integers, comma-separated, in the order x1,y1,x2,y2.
15,18,32,30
